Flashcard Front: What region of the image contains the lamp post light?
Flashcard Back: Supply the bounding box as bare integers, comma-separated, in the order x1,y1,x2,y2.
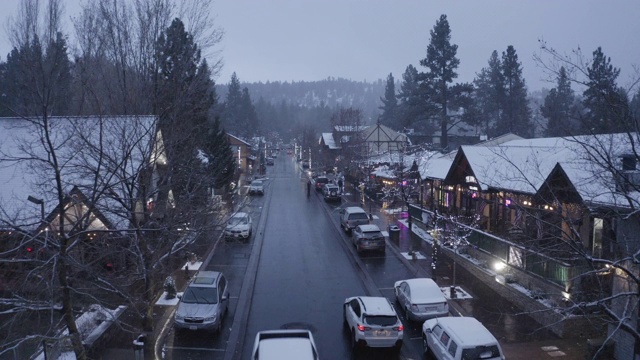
27,195,45,222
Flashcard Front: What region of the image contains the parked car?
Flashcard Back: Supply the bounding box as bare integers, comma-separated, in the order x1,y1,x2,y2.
251,329,319,360
352,224,386,253
322,184,341,202
422,317,505,360
249,180,264,195
394,278,449,321
343,296,403,352
314,176,329,191
339,206,370,233
174,271,229,333
224,212,252,240
266,157,274,165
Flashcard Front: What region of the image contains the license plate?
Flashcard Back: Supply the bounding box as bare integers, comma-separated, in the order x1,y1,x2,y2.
374,330,390,336
189,326,197,330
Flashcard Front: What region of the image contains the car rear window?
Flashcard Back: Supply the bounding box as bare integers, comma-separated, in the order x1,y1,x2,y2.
364,315,397,326
317,178,329,183
461,345,501,359
363,231,383,239
349,213,369,220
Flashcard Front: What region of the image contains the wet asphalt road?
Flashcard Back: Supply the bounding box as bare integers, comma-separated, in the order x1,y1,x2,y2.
162,151,558,359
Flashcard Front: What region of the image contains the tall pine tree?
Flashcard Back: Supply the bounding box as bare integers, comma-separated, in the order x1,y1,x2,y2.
541,67,579,136
418,14,472,150
473,50,504,137
498,45,532,137
155,18,216,207
378,73,398,128
582,47,630,134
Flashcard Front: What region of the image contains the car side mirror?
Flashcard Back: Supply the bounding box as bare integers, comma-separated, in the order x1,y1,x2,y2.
424,328,432,334
177,294,182,299
222,294,228,301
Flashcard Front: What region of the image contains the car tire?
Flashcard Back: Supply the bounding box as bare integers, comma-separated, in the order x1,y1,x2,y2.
422,336,429,355
351,330,358,352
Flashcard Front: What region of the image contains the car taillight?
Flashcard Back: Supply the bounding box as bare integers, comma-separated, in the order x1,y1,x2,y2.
394,325,404,331
357,324,370,331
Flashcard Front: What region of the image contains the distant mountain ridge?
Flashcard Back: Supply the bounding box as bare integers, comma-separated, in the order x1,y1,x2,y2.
216,77,388,121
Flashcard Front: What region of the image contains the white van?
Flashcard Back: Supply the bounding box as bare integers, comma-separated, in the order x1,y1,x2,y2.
339,206,370,233
422,317,505,360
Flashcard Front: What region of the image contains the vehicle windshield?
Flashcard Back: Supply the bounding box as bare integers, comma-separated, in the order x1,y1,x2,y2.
251,181,262,186
228,217,248,226
461,345,501,359
363,231,383,239
364,315,397,326
317,178,329,183
181,286,218,304
350,213,369,220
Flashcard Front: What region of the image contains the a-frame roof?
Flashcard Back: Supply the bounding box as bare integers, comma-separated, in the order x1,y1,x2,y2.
0,115,159,231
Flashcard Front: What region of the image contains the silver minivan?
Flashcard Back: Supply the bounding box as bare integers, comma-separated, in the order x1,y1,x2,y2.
340,206,370,233
174,271,229,333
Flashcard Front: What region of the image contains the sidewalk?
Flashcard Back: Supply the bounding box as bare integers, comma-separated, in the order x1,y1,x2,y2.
347,182,591,360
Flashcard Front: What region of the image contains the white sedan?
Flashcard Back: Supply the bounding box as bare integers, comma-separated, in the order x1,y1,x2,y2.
394,278,449,321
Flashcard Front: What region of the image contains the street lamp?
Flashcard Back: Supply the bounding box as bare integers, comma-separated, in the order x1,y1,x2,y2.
27,195,44,221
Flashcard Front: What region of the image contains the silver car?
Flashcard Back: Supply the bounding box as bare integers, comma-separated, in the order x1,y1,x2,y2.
249,180,264,195
174,271,229,332
394,278,449,321
352,224,385,253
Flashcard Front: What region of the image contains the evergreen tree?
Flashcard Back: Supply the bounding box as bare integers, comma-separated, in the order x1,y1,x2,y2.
541,67,579,136
241,87,259,135
418,14,472,150
0,32,71,116
219,77,258,138
582,47,630,134
378,73,398,128
203,117,236,190
473,50,504,137
155,18,215,207
631,88,640,127
498,45,532,137
396,65,425,130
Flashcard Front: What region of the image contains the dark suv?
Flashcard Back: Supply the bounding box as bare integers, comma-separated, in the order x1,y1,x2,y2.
314,176,330,191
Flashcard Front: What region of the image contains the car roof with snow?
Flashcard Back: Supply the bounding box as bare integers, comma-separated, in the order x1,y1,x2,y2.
396,278,446,303
348,296,396,316
357,224,380,232
424,317,499,346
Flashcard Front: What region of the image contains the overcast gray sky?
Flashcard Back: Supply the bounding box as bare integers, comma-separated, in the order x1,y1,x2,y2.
1,0,639,92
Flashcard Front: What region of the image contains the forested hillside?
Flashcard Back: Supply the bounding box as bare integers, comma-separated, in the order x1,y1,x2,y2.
216,77,387,123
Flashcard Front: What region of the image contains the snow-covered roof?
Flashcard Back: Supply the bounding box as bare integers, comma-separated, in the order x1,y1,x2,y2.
320,133,340,149
227,133,252,147
0,116,158,231
334,125,370,132
460,133,640,209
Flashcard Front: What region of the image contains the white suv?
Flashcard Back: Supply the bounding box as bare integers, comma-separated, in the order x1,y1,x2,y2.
224,212,252,240
343,296,403,352
251,329,319,359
